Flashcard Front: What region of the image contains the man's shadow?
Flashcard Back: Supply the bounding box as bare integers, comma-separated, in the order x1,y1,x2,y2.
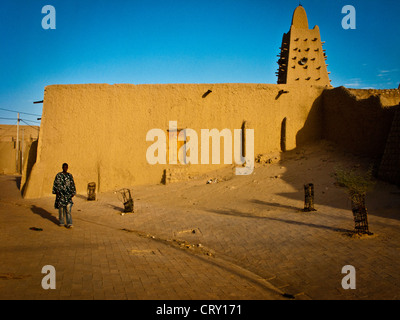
30,205,59,226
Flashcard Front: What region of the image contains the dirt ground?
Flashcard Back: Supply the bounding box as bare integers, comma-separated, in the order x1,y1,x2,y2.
1,140,400,300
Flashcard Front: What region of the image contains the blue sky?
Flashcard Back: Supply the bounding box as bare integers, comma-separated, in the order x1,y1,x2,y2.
0,0,399,125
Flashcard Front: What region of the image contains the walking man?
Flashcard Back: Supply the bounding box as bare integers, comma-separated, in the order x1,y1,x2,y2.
52,163,76,228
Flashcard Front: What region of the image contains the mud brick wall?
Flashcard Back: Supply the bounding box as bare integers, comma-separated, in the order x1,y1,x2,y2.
22,83,325,198
379,110,400,186
322,86,400,157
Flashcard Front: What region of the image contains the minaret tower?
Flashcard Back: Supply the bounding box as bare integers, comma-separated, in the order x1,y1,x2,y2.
277,5,331,85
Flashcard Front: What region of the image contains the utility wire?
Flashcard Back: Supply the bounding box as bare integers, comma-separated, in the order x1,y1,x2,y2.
20,119,40,131
0,116,40,124
0,117,17,121
0,107,42,117
20,118,41,124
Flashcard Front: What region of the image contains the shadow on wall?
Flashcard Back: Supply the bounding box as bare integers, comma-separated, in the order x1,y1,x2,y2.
274,86,400,217
20,140,38,196
296,94,324,147
379,109,400,186
276,89,352,211
321,86,399,158
15,175,21,189
260,91,359,212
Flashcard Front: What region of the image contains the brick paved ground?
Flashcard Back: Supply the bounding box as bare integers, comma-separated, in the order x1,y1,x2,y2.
0,176,283,300
1,142,400,300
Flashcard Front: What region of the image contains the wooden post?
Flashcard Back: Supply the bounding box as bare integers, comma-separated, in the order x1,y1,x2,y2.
16,113,20,173
21,128,24,174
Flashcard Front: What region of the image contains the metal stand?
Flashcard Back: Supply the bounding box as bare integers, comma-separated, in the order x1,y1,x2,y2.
118,188,134,213
303,183,316,212
351,193,372,235
87,182,96,201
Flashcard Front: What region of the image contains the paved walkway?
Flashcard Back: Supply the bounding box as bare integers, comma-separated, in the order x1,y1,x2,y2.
1,144,400,300
0,176,284,300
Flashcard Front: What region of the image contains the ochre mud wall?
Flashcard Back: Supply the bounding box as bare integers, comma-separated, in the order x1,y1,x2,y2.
0,142,16,174
379,110,400,186
322,86,400,157
23,83,326,198
0,125,39,175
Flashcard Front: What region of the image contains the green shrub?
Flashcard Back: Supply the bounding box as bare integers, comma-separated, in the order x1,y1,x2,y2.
333,166,375,206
